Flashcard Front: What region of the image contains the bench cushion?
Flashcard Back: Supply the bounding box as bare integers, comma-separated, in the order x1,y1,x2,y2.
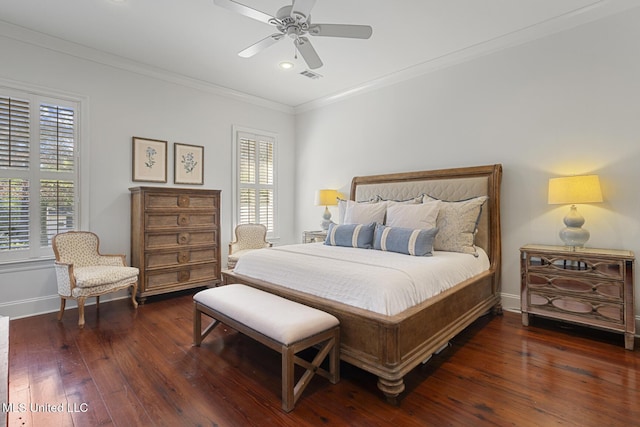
194,284,339,345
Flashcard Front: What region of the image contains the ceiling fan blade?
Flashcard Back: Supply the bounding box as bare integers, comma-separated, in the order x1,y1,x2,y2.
294,36,323,69
213,0,275,25
291,0,316,19
238,34,284,58
308,24,373,39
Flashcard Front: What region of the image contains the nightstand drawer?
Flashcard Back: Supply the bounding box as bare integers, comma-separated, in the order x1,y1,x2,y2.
526,255,625,281
528,291,624,324
526,273,622,301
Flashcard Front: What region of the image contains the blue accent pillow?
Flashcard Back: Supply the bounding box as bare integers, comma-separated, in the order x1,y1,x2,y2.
324,222,375,249
374,224,438,256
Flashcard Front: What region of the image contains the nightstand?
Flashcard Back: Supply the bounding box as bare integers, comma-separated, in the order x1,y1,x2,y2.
520,244,635,350
303,230,327,243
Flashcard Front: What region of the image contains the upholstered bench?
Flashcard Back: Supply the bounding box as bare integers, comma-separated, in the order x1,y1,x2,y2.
193,284,340,412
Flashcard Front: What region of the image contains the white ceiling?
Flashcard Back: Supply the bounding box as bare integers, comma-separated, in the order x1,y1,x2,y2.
0,0,635,109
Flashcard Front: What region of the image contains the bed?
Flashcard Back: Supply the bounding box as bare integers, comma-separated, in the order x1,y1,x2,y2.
222,164,503,401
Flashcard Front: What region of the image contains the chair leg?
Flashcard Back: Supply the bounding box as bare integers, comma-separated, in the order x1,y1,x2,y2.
77,297,86,328
96,295,100,310
58,298,66,321
131,281,139,308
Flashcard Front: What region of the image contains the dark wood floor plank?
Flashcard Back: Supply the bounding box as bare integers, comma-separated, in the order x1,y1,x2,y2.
7,292,639,427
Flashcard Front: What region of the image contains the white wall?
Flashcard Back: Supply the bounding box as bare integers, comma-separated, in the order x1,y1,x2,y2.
0,29,296,318
295,7,640,327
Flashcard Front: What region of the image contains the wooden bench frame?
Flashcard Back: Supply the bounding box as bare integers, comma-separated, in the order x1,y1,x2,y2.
193,300,340,412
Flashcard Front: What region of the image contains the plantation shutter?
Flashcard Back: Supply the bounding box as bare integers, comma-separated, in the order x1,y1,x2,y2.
236,131,276,235
0,91,78,260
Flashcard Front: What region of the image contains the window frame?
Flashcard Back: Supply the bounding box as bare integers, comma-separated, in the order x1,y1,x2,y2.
231,125,278,241
0,81,87,264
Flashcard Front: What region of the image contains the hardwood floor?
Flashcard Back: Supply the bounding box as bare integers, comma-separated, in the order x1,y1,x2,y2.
6,291,639,427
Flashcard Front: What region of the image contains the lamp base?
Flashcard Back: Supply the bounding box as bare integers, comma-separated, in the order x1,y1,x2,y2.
321,206,332,231
559,205,590,248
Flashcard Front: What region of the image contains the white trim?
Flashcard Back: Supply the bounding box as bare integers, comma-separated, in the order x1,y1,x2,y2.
294,0,640,113
0,21,294,115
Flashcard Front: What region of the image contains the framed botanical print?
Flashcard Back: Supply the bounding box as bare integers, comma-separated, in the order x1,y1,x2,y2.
174,143,204,185
132,137,167,183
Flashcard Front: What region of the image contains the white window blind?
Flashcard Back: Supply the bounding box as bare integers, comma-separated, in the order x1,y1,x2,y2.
0,91,79,260
235,129,276,237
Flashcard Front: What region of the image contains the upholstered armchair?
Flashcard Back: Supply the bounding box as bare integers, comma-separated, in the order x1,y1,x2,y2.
52,231,139,328
227,224,272,269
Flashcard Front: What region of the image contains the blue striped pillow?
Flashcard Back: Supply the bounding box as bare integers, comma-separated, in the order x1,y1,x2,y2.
324,222,375,249
374,225,438,256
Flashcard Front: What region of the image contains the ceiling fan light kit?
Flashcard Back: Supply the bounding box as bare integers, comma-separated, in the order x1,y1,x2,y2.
214,0,373,70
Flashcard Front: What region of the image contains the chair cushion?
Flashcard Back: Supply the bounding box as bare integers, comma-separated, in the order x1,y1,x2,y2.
74,266,139,288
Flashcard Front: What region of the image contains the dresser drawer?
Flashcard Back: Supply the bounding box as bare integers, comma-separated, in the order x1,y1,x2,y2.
145,230,218,250
527,254,625,281
145,192,218,210
145,247,218,269
144,263,219,291
528,290,624,324
526,273,622,301
145,212,217,230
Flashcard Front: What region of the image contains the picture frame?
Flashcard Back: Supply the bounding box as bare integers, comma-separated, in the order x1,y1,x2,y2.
174,143,204,185
132,137,167,183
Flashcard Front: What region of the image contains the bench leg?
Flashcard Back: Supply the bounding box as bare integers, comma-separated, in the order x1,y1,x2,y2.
280,327,340,412
193,302,220,346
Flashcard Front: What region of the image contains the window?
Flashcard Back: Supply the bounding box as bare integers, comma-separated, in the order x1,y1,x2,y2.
0,89,79,261
233,127,277,238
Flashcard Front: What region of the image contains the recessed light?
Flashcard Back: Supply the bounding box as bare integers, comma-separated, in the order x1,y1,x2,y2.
279,61,294,70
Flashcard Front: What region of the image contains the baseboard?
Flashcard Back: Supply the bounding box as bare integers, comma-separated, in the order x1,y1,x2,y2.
0,291,129,320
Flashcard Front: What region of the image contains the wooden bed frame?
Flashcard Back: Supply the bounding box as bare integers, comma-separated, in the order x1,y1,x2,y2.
222,164,503,401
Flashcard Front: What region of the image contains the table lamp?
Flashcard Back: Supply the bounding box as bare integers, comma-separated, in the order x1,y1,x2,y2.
548,174,603,248
315,189,338,230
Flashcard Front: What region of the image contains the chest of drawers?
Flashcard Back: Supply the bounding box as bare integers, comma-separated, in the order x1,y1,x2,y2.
130,187,221,303
520,244,635,350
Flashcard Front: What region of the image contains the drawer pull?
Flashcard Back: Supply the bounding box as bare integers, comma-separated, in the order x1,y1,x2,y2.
178,195,190,207
178,270,190,282
178,233,190,244
178,214,190,226
178,252,190,264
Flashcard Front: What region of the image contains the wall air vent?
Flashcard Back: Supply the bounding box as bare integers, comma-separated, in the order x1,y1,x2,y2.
300,70,322,79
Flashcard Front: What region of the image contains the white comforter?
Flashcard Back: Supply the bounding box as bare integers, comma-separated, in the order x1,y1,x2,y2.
233,243,490,316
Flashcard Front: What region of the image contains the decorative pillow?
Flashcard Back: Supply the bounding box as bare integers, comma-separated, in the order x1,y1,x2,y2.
425,195,488,255
344,200,387,224
385,200,440,229
338,197,379,224
324,222,375,249
373,225,438,256
380,194,425,205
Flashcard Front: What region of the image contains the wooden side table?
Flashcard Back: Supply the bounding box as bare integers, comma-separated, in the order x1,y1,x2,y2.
520,244,635,350
303,230,327,243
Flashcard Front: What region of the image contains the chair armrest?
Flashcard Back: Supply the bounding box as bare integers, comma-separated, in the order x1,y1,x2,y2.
54,261,75,296
95,254,127,266
229,241,239,255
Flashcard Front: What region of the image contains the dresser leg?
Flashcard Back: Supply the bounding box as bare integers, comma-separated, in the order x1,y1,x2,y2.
522,313,530,326
624,333,635,350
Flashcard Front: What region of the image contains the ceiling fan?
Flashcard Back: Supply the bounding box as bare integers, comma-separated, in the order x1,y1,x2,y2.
213,0,373,69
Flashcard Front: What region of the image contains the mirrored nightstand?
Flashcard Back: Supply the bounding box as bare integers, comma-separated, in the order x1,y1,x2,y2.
303,230,327,243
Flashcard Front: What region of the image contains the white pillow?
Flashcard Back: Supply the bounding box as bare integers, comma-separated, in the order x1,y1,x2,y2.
344,201,387,224
338,198,379,224
385,200,440,229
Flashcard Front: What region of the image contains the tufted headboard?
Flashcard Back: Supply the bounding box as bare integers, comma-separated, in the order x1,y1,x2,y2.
350,164,502,267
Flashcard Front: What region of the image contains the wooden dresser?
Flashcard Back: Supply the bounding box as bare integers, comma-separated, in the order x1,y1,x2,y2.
520,244,635,350
130,187,221,303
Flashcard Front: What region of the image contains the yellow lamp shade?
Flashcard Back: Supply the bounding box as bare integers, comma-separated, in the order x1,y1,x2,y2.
315,189,339,206
548,175,603,205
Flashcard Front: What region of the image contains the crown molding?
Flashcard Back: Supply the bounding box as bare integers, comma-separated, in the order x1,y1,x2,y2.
0,20,295,115
294,0,640,114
